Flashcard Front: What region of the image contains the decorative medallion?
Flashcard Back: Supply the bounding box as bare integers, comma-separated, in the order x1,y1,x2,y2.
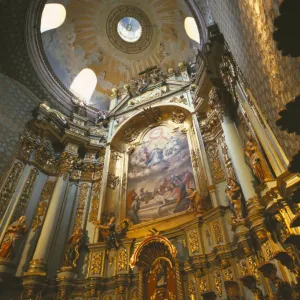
106,6,153,54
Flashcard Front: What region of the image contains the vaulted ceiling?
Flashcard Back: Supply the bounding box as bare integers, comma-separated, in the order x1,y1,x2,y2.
42,0,198,110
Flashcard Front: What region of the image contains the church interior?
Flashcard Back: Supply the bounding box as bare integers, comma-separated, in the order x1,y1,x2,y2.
0,0,300,299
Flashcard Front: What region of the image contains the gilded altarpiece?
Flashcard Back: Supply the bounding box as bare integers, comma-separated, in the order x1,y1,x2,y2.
108,105,207,235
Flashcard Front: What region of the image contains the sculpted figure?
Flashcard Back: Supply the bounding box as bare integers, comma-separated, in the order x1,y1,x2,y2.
95,213,129,253
63,228,84,268
186,189,207,213
244,137,272,183
0,216,26,260
40,102,68,126
225,178,243,221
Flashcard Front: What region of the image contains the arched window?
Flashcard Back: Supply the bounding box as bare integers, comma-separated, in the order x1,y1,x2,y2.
40,4,66,33
184,17,200,44
70,68,97,104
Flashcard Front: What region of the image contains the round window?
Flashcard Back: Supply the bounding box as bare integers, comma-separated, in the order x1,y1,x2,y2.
117,17,142,43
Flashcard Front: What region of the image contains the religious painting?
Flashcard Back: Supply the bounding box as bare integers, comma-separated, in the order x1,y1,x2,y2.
126,125,195,224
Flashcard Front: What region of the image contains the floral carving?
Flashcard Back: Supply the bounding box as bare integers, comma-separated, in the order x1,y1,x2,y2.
89,182,101,223
107,173,120,190
11,168,38,222
123,127,140,143
0,162,24,220
73,183,89,232
212,221,223,245
224,267,233,281
171,108,186,124
213,271,222,297
32,181,55,231
118,248,128,271
189,229,199,253
90,252,103,275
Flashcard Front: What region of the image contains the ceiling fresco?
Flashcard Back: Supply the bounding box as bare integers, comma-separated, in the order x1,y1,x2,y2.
42,0,197,110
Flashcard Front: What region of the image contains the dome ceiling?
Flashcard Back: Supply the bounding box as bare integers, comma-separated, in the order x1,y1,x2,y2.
42,0,197,110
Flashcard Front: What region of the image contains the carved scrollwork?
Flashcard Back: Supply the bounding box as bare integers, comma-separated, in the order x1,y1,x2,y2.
118,248,128,271
212,221,223,245
107,173,120,190
171,108,186,124
73,183,89,232
11,168,39,222
90,252,103,275
123,127,140,143
213,271,222,297
0,161,24,220
31,181,55,231
89,182,101,223
189,229,199,253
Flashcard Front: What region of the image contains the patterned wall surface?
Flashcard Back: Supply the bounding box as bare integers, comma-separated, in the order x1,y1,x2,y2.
0,74,40,176
208,0,300,160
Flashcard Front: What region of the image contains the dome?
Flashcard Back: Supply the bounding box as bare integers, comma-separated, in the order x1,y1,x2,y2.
40,0,199,110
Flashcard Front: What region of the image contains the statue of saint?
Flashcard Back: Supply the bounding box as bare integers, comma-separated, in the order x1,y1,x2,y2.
63,228,84,268
152,259,168,288
244,137,272,183
0,216,27,260
225,178,243,221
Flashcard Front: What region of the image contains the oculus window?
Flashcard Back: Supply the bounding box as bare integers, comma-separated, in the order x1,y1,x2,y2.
117,17,142,43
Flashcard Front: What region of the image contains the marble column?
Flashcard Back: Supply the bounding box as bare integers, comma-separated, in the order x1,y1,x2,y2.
28,175,69,273
221,115,256,201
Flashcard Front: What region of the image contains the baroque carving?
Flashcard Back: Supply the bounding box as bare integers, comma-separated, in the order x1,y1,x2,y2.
189,229,199,253
58,152,77,178
188,279,196,299
212,221,223,245
90,252,103,275
107,173,120,190
111,150,122,161
0,216,26,260
31,181,55,231
89,182,101,223
11,168,38,222
206,143,225,184
247,256,259,281
170,95,188,105
225,178,244,224
118,248,128,271
140,106,161,125
213,271,222,297
0,161,24,220
199,278,208,293
73,183,89,232
224,267,234,281
123,127,140,143
244,137,272,183
171,108,186,124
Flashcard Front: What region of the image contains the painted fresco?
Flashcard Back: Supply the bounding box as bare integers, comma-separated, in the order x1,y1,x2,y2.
127,126,195,224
